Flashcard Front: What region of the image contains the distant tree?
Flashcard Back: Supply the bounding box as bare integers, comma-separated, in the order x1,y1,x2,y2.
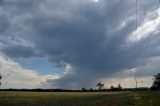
0,74,2,86
151,73,160,90
89,88,93,92
109,84,122,91
96,81,104,90
117,84,122,90
110,85,116,91
82,87,87,92
110,85,114,90
0,74,2,80
0,74,10,87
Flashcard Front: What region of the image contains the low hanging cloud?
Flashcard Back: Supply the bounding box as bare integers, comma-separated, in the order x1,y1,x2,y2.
0,0,160,89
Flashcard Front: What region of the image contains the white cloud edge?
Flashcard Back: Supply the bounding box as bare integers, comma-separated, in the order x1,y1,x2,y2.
0,53,59,89
127,12,160,43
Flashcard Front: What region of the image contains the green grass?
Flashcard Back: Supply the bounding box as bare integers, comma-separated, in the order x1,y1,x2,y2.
0,91,160,106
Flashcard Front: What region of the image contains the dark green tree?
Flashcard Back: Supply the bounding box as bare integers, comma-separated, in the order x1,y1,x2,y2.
110,85,114,90
0,74,2,86
117,84,122,90
82,87,87,92
96,81,104,90
151,73,160,90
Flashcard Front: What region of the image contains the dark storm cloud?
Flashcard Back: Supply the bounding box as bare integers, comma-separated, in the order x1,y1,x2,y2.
2,45,41,58
0,0,160,89
0,17,9,33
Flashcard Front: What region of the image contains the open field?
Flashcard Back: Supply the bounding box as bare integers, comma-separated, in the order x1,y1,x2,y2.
0,91,160,106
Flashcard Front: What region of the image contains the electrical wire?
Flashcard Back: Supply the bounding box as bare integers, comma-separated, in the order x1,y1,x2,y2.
134,0,138,89
144,0,146,21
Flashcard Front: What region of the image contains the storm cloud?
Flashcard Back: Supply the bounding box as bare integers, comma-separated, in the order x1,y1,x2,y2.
0,0,160,89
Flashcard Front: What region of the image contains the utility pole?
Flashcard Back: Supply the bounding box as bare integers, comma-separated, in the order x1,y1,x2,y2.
135,77,138,89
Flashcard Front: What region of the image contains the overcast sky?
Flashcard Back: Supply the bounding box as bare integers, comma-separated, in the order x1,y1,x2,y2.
0,0,160,89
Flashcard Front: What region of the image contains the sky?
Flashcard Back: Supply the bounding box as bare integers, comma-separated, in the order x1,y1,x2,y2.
0,0,160,89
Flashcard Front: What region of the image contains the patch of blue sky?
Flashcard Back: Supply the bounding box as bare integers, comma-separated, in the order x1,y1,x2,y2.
16,57,65,75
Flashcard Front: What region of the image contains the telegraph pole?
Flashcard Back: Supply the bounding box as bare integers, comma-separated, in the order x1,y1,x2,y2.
135,77,138,89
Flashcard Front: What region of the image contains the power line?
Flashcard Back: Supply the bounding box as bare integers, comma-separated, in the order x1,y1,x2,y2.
134,0,138,89
138,0,148,67
136,0,138,32
135,0,138,67
158,0,160,11
144,0,146,21
157,0,160,8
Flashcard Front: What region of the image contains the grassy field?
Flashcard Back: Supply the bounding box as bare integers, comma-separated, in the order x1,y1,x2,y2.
0,91,160,106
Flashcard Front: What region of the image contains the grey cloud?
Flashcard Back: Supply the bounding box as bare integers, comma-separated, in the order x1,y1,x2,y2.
0,17,9,34
2,45,42,58
0,0,160,89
